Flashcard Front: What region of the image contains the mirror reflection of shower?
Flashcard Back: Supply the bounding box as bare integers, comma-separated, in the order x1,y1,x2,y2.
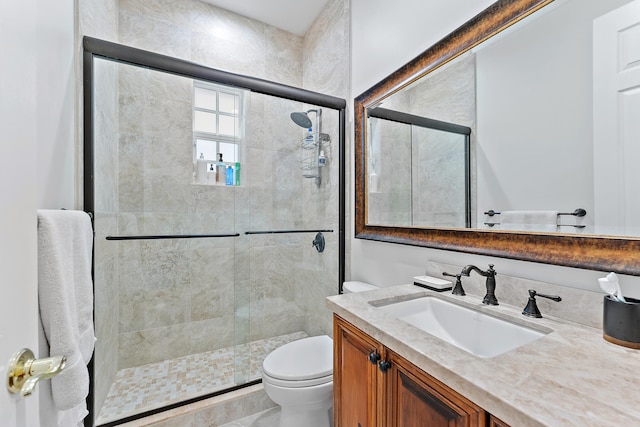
291,108,330,185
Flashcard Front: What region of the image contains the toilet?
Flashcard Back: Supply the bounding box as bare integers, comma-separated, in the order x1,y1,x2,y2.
342,280,379,294
261,281,378,427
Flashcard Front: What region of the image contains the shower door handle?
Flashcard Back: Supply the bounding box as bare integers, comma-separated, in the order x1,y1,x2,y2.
7,348,66,397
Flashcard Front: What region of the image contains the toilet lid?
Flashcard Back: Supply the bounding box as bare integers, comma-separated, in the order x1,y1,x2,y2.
343,281,378,293
262,335,333,381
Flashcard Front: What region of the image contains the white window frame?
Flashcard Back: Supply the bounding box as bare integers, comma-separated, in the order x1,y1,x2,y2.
192,80,245,164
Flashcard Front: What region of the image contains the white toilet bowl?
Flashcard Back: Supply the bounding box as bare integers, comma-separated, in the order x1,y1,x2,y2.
262,335,333,427
262,283,379,427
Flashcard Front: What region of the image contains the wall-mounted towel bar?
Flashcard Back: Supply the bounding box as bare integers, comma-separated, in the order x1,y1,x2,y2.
483,223,586,229
244,229,333,235
484,208,586,217
106,233,240,241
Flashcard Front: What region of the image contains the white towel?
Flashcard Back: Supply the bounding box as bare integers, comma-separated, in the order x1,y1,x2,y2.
37,210,95,424
499,210,559,232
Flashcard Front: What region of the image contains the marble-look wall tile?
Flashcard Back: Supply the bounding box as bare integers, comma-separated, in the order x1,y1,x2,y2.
412,129,467,227
189,3,267,77
78,0,118,43
119,9,192,61
303,0,350,98
118,132,144,212
265,26,304,86
245,94,266,150
94,60,119,214
294,0,349,338
143,98,192,140
189,242,236,322
119,0,193,29
261,98,302,153
369,119,412,225
109,0,345,373
119,315,236,368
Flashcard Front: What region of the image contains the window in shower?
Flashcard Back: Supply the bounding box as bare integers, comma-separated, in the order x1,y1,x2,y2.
193,81,244,169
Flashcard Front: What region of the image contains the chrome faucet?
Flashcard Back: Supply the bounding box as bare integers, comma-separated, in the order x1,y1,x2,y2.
460,264,498,305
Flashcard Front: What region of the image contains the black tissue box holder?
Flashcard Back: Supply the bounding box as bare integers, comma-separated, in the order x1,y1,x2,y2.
603,295,640,349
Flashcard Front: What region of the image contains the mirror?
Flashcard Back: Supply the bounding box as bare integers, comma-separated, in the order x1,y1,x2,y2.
355,0,640,275
368,107,471,228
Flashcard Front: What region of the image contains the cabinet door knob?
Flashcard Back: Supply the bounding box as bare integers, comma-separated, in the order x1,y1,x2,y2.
368,350,381,365
378,360,391,373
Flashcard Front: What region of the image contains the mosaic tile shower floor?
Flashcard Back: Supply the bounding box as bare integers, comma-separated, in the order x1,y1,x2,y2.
97,331,307,424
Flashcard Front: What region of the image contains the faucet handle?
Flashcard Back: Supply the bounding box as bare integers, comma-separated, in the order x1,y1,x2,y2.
443,272,465,296
522,289,562,318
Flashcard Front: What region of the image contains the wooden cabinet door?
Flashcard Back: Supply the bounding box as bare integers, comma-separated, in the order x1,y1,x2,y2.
385,349,486,427
489,415,510,427
334,316,384,427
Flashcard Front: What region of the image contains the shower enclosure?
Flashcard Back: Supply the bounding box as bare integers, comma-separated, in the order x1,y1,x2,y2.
84,37,345,425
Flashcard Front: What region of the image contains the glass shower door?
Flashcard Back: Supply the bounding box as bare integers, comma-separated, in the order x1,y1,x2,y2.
89,51,342,426
91,57,250,424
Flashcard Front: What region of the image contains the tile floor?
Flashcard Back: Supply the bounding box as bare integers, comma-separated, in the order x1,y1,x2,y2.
97,331,307,425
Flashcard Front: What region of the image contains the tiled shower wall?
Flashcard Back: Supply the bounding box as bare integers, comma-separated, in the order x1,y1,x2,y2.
113,0,327,369
86,0,349,414
301,0,350,337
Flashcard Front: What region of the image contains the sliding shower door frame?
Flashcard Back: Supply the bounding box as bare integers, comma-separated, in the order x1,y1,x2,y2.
83,36,346,427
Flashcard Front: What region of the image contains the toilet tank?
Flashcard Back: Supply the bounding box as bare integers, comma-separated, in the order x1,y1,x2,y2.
343,281,378,294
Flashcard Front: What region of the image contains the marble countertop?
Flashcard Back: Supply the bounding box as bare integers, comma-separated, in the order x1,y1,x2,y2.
327,284,640,426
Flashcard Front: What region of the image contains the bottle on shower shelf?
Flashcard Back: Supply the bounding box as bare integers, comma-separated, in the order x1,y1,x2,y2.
305,127,314,145
207,163,215,184
196,153,208,184
318,150,326,167
225,164,234,186
216,153,225,184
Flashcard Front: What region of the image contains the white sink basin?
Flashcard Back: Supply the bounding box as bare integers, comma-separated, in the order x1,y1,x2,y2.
375,296,547,358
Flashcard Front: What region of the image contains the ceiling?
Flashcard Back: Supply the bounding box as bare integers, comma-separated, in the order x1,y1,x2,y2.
201,0,330,36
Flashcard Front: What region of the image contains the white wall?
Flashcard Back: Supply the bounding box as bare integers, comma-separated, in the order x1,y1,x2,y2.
0,0,74,425
0,0,40,424
351,0,494,96
36,0,75,209
475,0,630,232
350,0,640,297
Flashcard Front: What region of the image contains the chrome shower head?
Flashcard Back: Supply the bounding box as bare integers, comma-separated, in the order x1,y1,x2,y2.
290,111,313,128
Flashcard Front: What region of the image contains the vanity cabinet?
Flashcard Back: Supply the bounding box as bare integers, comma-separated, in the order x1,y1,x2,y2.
334,314,383,426
488,415,510,427
334,315,508,427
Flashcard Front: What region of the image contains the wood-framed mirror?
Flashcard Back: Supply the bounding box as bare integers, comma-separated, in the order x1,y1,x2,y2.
354,0,640,275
